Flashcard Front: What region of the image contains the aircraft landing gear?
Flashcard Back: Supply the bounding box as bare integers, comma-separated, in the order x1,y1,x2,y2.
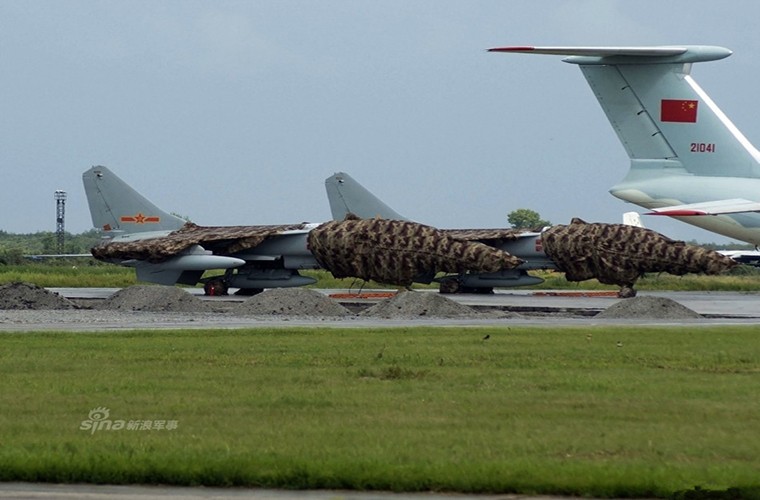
617,285,637,298
439,278,460,294
234,288,264,296
438,277,494,294
204,278,229,296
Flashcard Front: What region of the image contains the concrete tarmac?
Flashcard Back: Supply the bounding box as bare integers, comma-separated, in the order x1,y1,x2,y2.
0,482,587,500
0,288,754,332
50,287,760,322
451,289,760,318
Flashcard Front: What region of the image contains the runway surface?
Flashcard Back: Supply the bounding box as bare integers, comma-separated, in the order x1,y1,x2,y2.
0,287,746,332
0,482,568,500
51,287,760,317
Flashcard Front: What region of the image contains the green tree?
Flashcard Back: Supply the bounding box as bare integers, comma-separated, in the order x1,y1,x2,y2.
0,247,24,265
507,208,551,230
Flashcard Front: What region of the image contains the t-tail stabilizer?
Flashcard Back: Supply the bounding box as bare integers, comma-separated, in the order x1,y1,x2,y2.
490,45,760,245
83,165,186,237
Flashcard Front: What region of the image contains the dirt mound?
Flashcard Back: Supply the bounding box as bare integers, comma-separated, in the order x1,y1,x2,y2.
233,288,351,317
99,285,211,312
0,281,76,310
596,296,701,319
359,291,485,319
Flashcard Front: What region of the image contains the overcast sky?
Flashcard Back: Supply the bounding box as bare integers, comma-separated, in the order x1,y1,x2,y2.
2,1,759,244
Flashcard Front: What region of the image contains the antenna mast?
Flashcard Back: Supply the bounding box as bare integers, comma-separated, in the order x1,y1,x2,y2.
54,190,67,254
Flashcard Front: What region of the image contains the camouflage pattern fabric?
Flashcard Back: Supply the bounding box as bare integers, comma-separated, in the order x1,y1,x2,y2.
91,222,308,263
443,228,528,243
307,217,523,286
542,218,737,287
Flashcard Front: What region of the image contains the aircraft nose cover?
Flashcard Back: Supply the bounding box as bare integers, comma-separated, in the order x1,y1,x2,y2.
307,218,523,286
541,218,737,287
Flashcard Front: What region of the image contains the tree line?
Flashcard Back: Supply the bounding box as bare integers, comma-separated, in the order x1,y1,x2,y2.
0,229,102,265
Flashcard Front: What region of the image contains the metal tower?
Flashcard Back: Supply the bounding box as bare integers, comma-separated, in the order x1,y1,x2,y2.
54,190,66,254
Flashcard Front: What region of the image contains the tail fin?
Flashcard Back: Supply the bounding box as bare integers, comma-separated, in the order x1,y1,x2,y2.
82,165,186,235
490,46,760,244
325,172,408,221
622,212,643,228
489,46,760,183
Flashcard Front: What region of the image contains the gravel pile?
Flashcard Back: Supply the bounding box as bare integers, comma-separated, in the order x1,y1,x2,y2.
596,296,701,319
359,291,487,319
98,285,213,312
233,288,352,317
0,281,77,310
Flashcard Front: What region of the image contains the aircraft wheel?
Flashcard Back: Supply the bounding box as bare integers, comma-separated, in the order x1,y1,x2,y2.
204,279,229,296
439,279,460,294
457,285,494,294
235,287,264,296
618,285,637,298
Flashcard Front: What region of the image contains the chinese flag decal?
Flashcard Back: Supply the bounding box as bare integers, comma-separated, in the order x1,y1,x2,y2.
660,99,698,123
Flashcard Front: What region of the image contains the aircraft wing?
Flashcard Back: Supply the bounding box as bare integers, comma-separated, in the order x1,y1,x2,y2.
646,199,760,216
443,228,531,243
91,223,310,261
24,254,94,259
487,45,732,63
488,46,688,57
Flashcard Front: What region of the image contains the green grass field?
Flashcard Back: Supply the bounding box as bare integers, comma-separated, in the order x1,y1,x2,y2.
1,326,759,498
1,262,138,288
4,263,760,291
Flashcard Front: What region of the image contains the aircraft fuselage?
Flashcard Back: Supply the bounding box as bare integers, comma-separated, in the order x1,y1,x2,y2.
611,175,760,245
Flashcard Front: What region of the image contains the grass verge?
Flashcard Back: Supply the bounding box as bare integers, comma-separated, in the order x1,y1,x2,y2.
0,326,759,497
4,262,760,291
0,263,137,288
206,267,760,292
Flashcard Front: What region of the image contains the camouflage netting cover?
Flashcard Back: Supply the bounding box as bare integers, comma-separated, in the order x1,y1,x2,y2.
542,218,737,287
443,228,528,243
91,222,308,262
307,217,523,286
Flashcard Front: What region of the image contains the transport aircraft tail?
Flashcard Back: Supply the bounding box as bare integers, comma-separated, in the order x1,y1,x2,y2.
490,46,759,177
490,45,760,244
622,211,643,228
83,166,187,236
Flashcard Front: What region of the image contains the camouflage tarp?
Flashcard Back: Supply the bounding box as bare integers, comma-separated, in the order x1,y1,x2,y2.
307,217,523,286
91,222,308,263
542,218,737,287
443,228,528,243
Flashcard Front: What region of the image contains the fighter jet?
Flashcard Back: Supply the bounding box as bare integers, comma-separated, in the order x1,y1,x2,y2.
83,166,321,295
325,172,551,292
489,45,760,249
324,172,735,296
83,166,525,295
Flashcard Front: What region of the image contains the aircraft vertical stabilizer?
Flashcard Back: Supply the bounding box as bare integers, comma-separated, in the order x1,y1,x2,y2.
83,165,186,235
325,172,407,221
490,45,760,245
